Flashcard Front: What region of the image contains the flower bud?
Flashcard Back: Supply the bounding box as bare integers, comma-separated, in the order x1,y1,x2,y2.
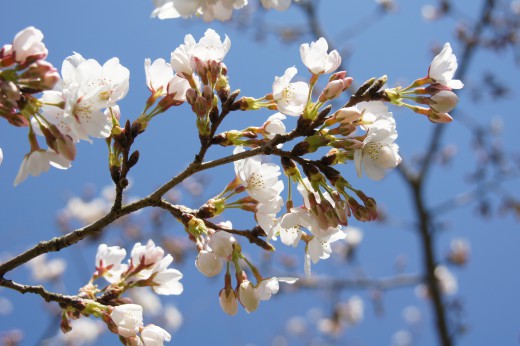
429,90,458,113
238,280,259,313
428,111,453,123
195,250,222,277
219,288,238,315
333,106,362,124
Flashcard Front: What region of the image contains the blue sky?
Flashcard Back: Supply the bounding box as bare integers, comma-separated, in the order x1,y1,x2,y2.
1,1,519,345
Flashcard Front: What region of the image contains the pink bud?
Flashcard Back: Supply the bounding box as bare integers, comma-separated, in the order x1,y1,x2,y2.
319,80,345,102
429,90,458,113
428,111,453,123
334,106,362,123
12,26,48,66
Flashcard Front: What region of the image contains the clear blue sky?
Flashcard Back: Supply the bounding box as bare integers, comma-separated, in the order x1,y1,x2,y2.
1,1,519,345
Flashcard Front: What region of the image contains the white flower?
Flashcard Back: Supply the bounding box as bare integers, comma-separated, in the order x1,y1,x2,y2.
208,231,236,259
45,53,130,142
272,67,309,116
96,244,127,282
428,43,464,89
12,26,47,64
354,113,401,181
14,149,70,186
233,146,284,203
238,280,259,313
140,324,171,346
110,304,143,338
151,267,184,295
151,0,248,21
145,58,173,94
435,265,457,295
131,240,165,269
261,0,292,11
263,112,286,139
26,254,66,282
300,37,341,75
219,288,238,315
256,196,283,238
256,277,297,301
338,296,364,325
167,74,190,101
191,29,231,62
0,148,3,166
195,250,223,277
170,36,196,75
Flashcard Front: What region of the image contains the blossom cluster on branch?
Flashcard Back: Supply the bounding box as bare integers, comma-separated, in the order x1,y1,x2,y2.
0,20,463,345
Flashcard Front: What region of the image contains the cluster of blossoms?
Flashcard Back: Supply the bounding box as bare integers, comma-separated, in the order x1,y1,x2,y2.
151,0,297,21
386,42,464,123
0,22,464,345
59,240,182,345
0,26,131,185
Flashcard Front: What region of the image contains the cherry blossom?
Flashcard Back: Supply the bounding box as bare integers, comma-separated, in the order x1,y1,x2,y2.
256,277,297,301
428,42,464,89
11,26,47,65
272,67,309,116
140,324,172,345
110,304,143,338
354,113,402,181
95,244,127,283
14,149,70,186
151,0,248,22
208,230,236,259
300,37,341,75
145,58,173,94
191,28,231,63
429,90,458,114
233,146,284,203
263,113,286,139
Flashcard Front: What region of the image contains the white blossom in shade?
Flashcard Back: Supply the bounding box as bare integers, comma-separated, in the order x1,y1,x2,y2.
448,238,470,265
167,74,190,101
429,90,458,114
219,288,238,315
277,209,305,247
263,113,286,139
151,0,248,21
58,318,102,345
12,26,47,64
238,280,259,313
110,304,143,338
273,67,309,116
233,146,284,203
151,0,200,19
144,58,173,94
354,113,402,181
170,36,196,76
192,29,231,62
14,149,71,186
26,254,66,282
195,250,223,277
256,277,297,301
140,324,171,346
345,226,363,247
402,306,422,325
428,43,464,89
163,305,183,331
63,196,110,225
300,37,341,75
208,231,236,259
392,330,413,346
435,265,457,295
129,288,162,316
0,297,12,315
338,296,364,325
261,0,292,11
